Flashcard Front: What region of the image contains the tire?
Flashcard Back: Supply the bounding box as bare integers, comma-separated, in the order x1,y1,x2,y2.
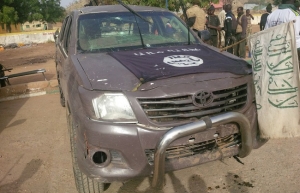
67,111,105,193
59,85,66,107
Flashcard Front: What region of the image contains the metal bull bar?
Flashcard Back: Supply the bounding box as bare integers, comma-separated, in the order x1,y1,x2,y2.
151,112,252,189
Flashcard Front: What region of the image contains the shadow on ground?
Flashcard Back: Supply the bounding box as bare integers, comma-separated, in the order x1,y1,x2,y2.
0,159,43,193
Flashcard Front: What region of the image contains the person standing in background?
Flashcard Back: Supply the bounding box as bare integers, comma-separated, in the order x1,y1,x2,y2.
246,9,254,39
224,4,237,54
265,0,300,62
186,0,206,33
245,9,254,57
260,4,272,31
218,5,226,47
205,5,221,47
218,5,226,27
236,7,247,58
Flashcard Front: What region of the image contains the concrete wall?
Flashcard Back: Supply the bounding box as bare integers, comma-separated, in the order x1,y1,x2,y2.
0,30,55,45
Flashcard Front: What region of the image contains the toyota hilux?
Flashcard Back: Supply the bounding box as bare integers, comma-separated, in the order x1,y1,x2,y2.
55,4,266,193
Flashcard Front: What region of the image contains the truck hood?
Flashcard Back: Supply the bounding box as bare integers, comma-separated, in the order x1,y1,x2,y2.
76,53,248,91
77,53,140,91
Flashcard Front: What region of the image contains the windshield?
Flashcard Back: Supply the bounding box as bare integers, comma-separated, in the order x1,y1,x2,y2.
77,11,198,52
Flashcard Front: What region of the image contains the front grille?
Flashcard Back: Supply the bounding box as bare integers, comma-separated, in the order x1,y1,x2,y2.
145,133,240,165
138,84,247,124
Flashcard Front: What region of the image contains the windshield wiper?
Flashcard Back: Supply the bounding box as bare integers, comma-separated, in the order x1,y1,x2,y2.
117,0,152,48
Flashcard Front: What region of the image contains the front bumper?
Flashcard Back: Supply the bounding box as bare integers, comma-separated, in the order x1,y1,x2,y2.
152,111,252,189
73,102,265,186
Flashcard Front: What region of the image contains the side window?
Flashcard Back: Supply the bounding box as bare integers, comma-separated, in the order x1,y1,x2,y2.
63,17,72,53
59,16,69,43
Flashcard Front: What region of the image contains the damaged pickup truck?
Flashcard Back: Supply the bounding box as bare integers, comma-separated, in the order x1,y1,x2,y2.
55,4,266,193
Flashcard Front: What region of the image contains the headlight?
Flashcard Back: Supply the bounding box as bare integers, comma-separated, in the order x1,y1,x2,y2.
92,93,137,121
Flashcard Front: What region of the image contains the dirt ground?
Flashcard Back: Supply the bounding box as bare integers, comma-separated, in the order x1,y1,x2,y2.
0,43,55,69
0,43,57,85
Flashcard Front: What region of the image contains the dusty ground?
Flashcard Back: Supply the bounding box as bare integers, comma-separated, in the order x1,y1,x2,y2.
0,43,57,85
0,43,55,69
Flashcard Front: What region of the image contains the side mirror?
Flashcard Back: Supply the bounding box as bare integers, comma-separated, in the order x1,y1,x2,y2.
198,30,211,42
53,28,59,41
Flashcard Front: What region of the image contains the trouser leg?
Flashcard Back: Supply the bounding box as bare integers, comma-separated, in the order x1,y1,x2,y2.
246,27,252,45
236,33,246,58
225,35,233,54
211,35,218,47
239,38,246,58
234,34,239,57
219,30,225,48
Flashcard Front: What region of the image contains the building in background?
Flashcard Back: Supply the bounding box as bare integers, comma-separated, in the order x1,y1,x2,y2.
22,21,53,32
0,21,56,34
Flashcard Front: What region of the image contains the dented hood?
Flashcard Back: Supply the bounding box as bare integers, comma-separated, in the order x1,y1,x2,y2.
76,53,248,91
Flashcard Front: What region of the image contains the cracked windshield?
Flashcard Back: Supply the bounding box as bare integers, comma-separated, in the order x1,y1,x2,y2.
78,12,197,52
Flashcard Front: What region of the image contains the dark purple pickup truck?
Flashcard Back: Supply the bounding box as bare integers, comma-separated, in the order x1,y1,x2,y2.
55,4,266,193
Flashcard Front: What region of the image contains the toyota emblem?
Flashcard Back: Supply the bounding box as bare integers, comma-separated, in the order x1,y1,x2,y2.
193,91,214,107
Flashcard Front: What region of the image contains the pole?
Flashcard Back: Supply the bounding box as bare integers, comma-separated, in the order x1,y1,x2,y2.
165,0,168,9
219,38,247,52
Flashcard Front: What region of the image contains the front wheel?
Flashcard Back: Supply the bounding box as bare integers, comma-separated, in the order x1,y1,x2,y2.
68,111,106,193
59,85,65,107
